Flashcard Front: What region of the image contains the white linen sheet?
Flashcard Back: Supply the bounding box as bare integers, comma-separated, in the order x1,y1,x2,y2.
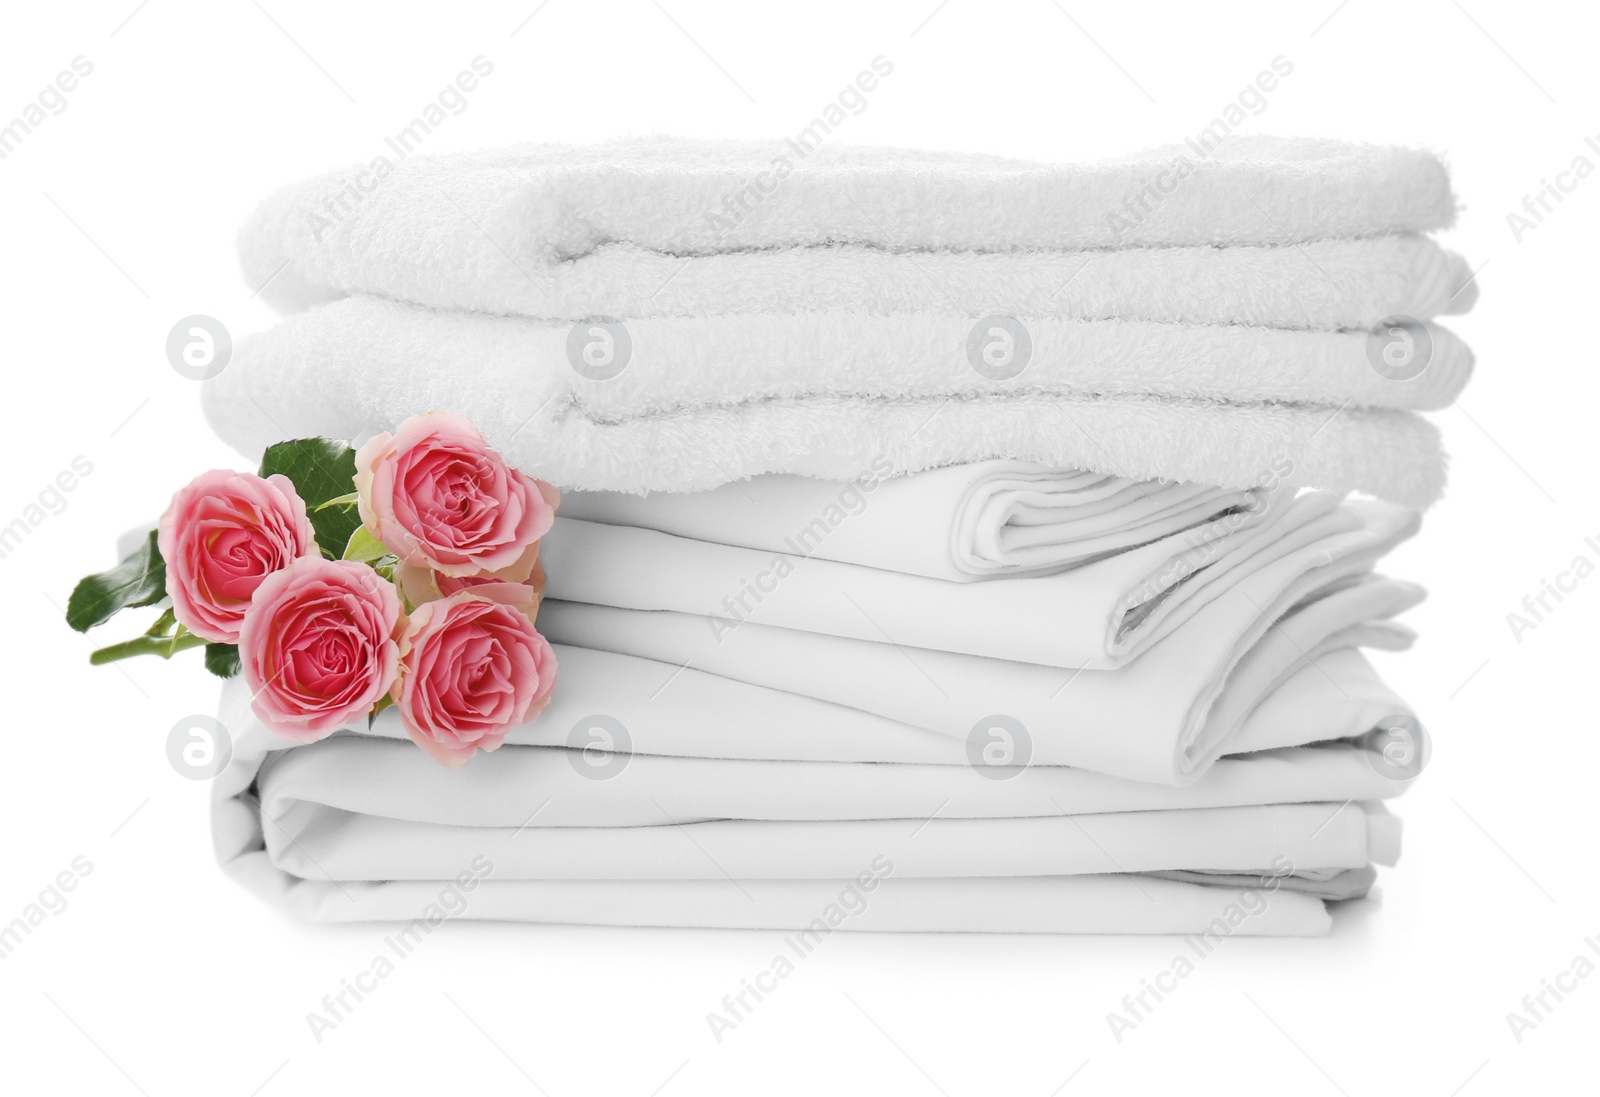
260,800,1394,882
213,693,1398,934
558,463,1280,582
257,735,1406,828
540,498,1419,668
537,572,1420,785
215,869,1338,935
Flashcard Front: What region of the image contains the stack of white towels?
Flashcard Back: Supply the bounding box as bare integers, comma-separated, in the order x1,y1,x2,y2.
206,136,1472,936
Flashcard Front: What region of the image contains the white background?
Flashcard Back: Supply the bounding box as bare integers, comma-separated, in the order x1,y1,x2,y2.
1,1,1594,1093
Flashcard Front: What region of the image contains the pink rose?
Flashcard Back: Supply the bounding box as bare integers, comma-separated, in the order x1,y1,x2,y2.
354,412,559,578
392,591,558,767
395,551,547,625
158,470,318,643
240,557,405,741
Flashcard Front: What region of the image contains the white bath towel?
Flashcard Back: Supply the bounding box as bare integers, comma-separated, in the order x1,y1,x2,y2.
240,136,1457,301
213,297,1471,425
562,463,1280,581
200,300,1451,508
247,234,1475,331
540,498,1416,667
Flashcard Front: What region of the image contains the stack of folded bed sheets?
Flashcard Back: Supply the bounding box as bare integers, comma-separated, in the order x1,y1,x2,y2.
205,136,1471,935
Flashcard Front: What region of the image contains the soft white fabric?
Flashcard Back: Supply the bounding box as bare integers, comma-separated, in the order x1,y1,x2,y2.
563,463,1289,581
240,135,1457,306
213,686,1395,933
411,641,1399,773
200,298,1451,508
215,867,1336,935
537,574,1421,785
1152,865,1375,902
248,230,1475,330
205,133,1452,933
213,297,1471,427
540,498,1418,667
262,799,1392,882
257,735,1407,827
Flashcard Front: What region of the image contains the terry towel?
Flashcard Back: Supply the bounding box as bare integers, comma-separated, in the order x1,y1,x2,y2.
201,298,1452,507
216,296,1471,412
246,235,1475,331
241,135,1457,300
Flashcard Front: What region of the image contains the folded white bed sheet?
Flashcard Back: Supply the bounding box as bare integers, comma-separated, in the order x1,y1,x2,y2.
510,639,1405,775
215,686,1401,932
263,799,1395,882
219,869,1338,935
201,310,1450,507
240,135,1457,301
540,498,1419,668
258,735,1407,828
560,463,1283,581
1152,866,1377,902
248,235,1476,331
537,572,1420,785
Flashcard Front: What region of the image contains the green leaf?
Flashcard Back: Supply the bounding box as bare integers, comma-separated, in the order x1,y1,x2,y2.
143,607,178,638
260,438,361,558
204,643,241,679
367,693,396,727
66,531,167,633
342,525,389,564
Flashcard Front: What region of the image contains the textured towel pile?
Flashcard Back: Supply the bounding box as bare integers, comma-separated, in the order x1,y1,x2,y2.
208,137,1469,935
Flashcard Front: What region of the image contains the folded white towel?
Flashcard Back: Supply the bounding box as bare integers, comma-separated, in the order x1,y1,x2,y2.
541,498,1415,667
249,234,1475,331
201,299,1451,507
241,135,1457,299
213,298,1471,436
563,463,1283,581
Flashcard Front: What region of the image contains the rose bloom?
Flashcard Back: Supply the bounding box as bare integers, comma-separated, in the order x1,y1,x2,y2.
158,470,318,643
392,590,558,767
354,412,559,579
239,558,405,740
396,552,547,626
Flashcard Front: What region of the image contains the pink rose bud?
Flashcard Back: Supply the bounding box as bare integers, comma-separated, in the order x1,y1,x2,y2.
239,558,405,741
395,551,547,626
158,470,318,643
354,412,560,579
392,591,558,767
